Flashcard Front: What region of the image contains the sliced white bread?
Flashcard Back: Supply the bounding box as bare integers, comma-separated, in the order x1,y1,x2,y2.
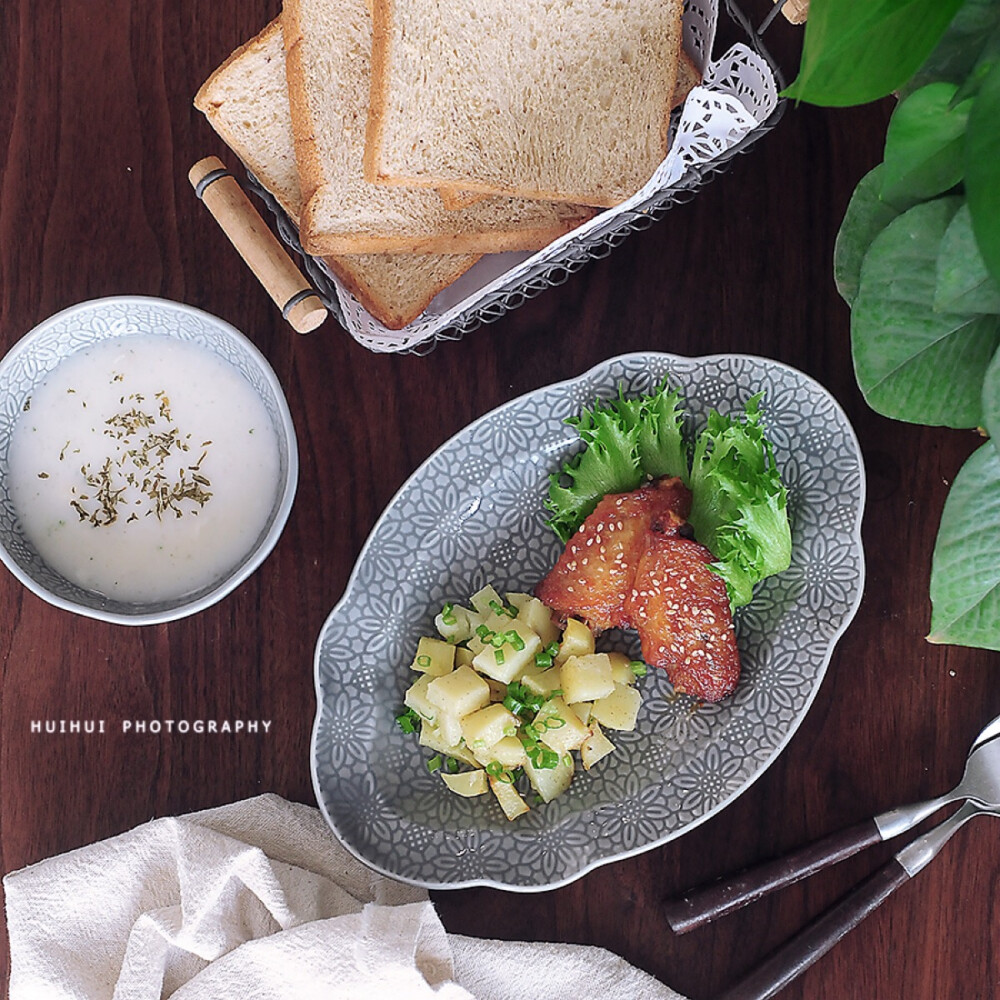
194,20,481,330
282,0,594,256
366,0,685,208
435,50,702,213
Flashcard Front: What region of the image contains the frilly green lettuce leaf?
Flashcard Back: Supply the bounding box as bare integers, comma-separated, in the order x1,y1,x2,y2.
687,395,792,608
544,384,790,608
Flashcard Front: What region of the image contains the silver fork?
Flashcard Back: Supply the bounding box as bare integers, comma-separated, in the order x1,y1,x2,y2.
715,799,999,1000
665,714,1000,933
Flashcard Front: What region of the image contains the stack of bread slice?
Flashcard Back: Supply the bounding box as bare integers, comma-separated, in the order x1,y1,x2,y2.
195,0,693,331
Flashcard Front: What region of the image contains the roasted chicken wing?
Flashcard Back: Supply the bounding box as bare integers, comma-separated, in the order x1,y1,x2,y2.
535,477,691,631
625,533,740,702
535,475,740,702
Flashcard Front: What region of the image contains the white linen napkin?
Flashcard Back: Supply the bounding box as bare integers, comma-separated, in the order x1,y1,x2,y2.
4,793,687,1000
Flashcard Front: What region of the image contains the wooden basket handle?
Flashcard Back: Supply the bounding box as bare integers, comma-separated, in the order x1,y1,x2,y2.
189,156,327,334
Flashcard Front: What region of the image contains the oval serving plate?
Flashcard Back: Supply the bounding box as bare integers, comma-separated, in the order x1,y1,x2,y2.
312,352,866,891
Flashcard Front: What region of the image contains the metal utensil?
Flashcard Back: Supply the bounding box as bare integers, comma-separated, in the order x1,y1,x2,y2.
715,799,999,1000
665,713,1000,933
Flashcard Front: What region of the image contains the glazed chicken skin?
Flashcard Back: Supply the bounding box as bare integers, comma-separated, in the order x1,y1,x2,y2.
624,531,740,702
535,477,691,631
536,476,740,702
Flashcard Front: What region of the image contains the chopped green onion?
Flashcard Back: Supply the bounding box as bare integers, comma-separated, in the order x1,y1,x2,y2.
445,757,461,774
490,632,506,649
475,624,493,640
506,630,525,651
495,648,506,665
485,760,515,783
545,641,560,657
427,755,443,773
416,654,431,668
534,651,552,669
503,694,524,715
395,708,421,735
630,660,648,677
441,602,457,626
544,715,566,730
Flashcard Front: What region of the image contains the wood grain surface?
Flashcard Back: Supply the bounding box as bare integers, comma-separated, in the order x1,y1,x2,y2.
2,2,999,998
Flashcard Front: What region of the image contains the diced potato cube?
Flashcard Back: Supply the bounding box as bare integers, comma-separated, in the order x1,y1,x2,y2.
581,722,616,770
560,653,615,703
516,596,561,647
473,736,527,770
427,666,491,718
419,720,478,765
435,604,475,643
472,620,542,683
470,584,506,617
591,682,642,731
490,776,530,821
461,703,519,750
524,752,574,803
435,711,464,747
442,769,488,797
520,666,563,698
535,697,591,753
455,646,476,667
410,636,456,676
404,674,438,723
608,651,638,686
557,618,595,663
484,676,507,701
505,591,533,610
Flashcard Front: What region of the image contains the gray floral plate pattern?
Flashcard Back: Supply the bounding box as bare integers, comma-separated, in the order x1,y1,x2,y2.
311,353,866,891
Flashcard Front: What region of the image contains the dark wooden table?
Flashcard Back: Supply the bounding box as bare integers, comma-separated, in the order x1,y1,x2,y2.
2,2,998,998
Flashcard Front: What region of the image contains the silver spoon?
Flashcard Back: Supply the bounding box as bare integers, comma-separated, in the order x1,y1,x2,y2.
664,712,1000,933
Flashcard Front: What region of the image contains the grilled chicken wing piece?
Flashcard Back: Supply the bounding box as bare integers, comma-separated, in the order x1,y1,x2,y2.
535,477,691,631
625,533,740,702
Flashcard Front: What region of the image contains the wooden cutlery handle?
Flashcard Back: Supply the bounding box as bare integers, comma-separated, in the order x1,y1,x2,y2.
714,859,911,1000
189,155,327,334
664,819,883,933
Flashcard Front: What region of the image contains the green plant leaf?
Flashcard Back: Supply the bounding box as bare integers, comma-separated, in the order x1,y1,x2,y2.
980,344,1000,447
851,196,1000,427
881,83,972,206
928,439,1000,650
935,201,1000,315
783,0,965,107
905,0,1000,98
965,60,1000,288
834,165,904,306
952,22,1000,103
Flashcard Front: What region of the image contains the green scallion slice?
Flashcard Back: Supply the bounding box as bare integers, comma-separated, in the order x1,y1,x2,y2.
395,708,421,735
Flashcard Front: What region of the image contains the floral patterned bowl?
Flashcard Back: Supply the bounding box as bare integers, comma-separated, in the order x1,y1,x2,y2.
311,352,866,890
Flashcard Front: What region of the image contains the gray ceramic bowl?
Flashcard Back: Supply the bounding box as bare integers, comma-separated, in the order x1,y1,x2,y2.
0,297,297,625
312,352,866,891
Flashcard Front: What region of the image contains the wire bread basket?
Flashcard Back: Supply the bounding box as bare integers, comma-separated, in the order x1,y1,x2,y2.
247,0,787,354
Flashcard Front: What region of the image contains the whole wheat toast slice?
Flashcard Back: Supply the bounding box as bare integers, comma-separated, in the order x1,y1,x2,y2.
282,0,594,256
194,20,481,330
366,0,685,208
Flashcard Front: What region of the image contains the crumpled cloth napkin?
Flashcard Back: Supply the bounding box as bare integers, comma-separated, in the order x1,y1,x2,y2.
4,793,687,1000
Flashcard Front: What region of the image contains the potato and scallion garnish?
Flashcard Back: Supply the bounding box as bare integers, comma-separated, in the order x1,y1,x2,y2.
395,584,647,821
